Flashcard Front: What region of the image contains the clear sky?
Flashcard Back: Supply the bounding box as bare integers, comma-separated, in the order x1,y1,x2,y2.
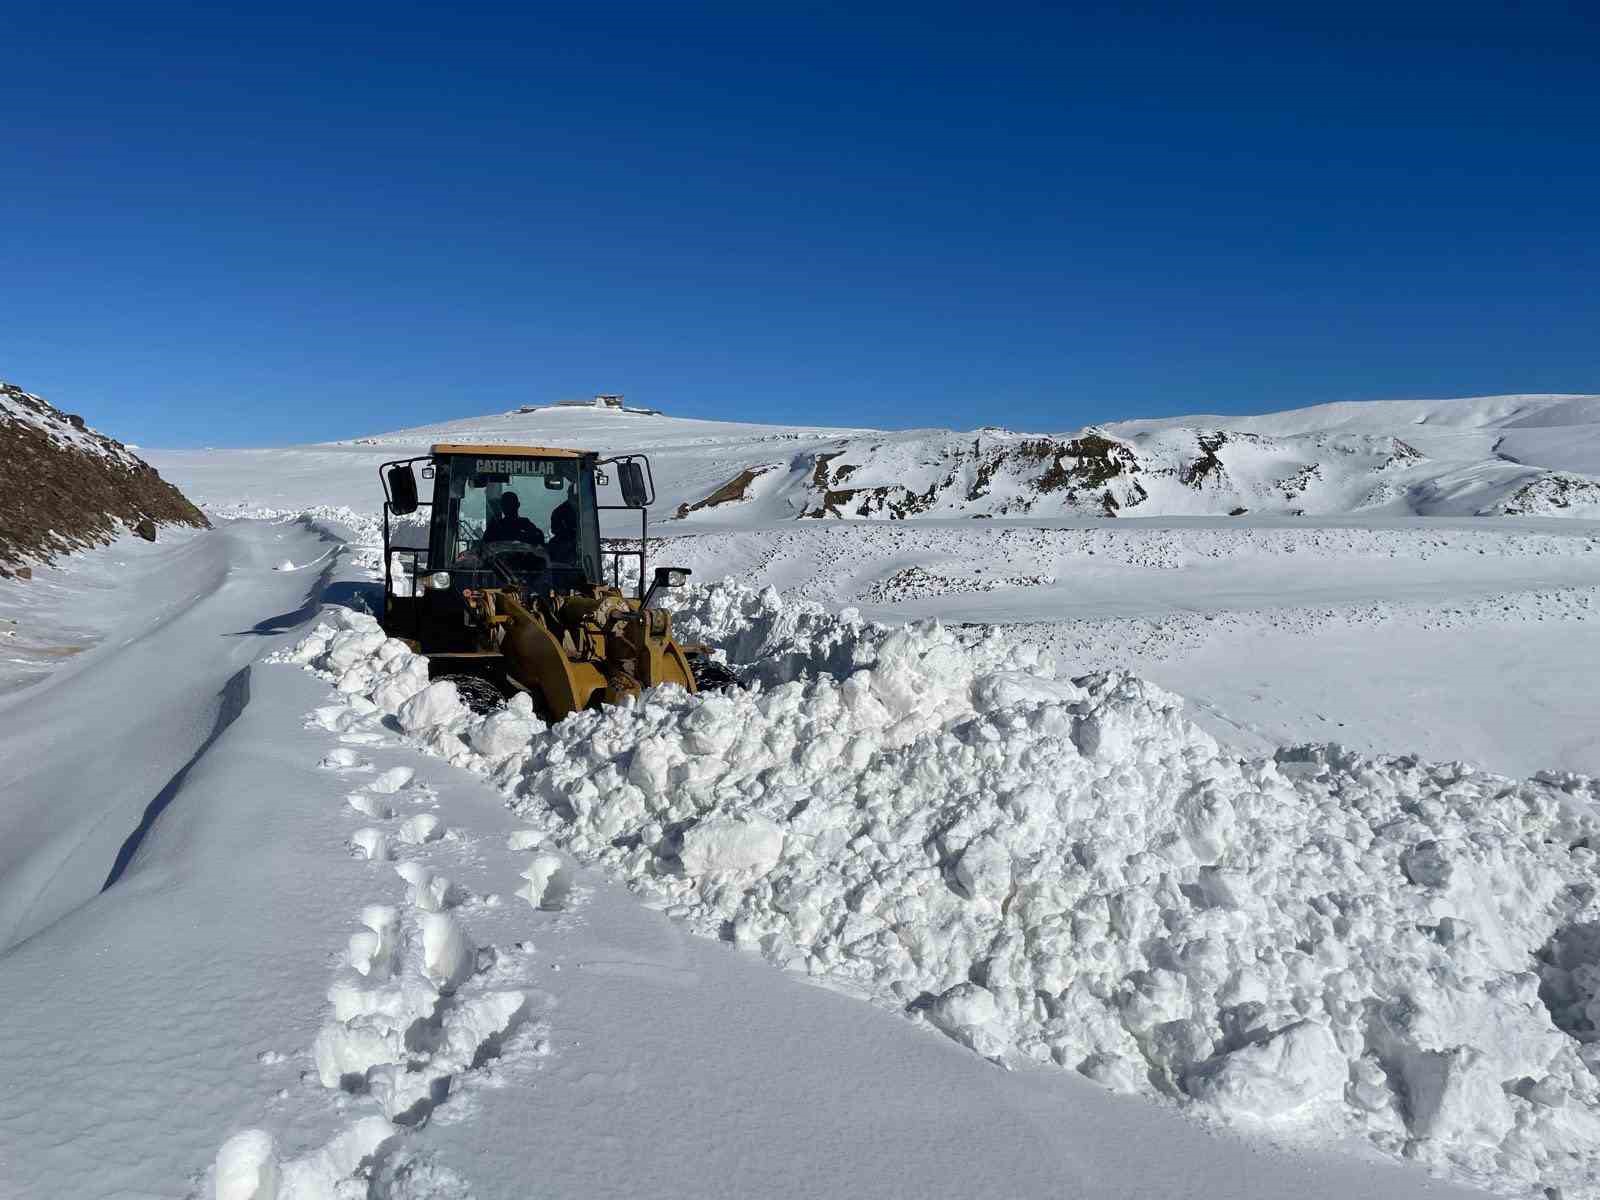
3,1,1597,447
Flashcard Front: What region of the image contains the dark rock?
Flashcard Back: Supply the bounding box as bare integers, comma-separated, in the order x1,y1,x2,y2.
1182,432,1229,488
133,517,158,541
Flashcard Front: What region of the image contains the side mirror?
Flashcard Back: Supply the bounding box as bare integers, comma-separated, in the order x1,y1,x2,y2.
619,460,648,508
653,566,691,589
387,464,419,515
643,565,691,608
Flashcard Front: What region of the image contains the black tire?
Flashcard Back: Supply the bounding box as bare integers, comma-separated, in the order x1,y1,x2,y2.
688,655,741,692
436,673,508,715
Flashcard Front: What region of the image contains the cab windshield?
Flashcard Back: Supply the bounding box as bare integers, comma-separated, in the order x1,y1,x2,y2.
446,455,600,583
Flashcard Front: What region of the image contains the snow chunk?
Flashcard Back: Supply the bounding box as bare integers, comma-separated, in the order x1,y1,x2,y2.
398,682,466,733
1184,1021,1346,1123
519,851,572,910
214,1130,278,1200
678,816,784,878
420,913,474,992
394,862,452,911
277,1117,395,1197
349,828,392,862
398,813,444,845
469,704,541,759
368,766,415,795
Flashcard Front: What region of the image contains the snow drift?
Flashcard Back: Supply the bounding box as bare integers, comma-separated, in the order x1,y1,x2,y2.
276,584,1600,1199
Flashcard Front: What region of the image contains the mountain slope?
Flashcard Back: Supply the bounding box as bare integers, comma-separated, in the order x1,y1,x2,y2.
0,381,208,575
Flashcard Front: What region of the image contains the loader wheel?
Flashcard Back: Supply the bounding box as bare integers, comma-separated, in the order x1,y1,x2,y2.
687,655,741,692
437,673,507,715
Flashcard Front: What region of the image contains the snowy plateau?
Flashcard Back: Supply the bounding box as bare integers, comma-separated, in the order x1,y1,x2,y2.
3,393,1600,1200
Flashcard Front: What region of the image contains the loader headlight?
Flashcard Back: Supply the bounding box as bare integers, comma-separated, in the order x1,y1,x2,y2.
424,572,452,591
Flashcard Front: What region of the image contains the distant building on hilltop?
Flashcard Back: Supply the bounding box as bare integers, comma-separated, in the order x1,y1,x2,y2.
518,393,648,414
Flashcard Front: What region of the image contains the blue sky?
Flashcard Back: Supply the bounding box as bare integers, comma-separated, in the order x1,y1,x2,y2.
3,1,1597,447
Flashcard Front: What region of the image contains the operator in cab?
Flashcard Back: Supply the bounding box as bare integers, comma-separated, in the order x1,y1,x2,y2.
483,492,545,545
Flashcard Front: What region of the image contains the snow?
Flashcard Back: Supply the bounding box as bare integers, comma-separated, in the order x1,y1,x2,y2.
214,1130,278,1200
148,390,1600,522
0,382,139,464
278,588,1600,1197
0,524,209,695
7,392,1600,1199
0,521,340,951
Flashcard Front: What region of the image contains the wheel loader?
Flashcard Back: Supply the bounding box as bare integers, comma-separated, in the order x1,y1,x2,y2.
378,443,727,720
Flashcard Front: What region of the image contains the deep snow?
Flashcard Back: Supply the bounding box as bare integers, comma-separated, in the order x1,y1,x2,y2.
274,586,1600,1198
0,526,1484,1200
5,393,1600,1198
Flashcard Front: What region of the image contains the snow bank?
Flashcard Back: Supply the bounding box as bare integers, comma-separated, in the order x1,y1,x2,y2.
278,590,1600,1198
664,580,883,685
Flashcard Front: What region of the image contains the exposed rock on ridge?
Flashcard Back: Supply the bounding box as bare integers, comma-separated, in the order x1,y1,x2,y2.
0,381,208,576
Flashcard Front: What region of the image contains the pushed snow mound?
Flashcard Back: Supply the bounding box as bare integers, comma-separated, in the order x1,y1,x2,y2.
665,580,885,685
279,590,1600,1198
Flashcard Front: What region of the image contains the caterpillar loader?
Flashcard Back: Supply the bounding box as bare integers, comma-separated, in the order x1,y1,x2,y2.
378,444,727,719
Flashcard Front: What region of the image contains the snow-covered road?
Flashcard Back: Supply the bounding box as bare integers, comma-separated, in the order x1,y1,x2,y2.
0,521,340,951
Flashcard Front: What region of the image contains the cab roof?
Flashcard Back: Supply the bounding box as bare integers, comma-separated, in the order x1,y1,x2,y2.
430,443,590,458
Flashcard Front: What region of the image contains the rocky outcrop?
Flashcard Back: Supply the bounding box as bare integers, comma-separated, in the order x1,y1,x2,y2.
0,382,208,577
675,466,776,519
796,430,1153,519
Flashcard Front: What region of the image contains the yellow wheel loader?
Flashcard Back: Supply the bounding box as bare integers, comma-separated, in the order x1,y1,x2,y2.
378,444,727,720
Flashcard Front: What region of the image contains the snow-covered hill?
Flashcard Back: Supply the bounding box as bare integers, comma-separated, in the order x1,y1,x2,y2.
150,392,1600,526
661,393,1600,522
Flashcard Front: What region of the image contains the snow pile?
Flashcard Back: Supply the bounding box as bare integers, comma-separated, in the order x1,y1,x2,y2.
280,592,1600,1197
664,580,884,684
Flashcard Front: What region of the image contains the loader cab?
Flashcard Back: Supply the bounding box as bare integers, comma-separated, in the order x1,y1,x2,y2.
428,447,603,590
378,443,657,651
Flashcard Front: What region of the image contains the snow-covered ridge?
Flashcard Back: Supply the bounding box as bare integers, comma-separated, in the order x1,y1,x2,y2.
676,425,1445,520
277,585,1600,1199
150,390,1600,524
373,392,1600,521
673,417,1600,522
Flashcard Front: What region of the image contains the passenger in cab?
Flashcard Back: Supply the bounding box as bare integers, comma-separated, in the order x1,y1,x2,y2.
546,498,579,564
